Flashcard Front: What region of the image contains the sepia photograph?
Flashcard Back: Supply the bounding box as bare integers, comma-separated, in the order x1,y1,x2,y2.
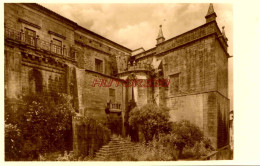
3,2,233,161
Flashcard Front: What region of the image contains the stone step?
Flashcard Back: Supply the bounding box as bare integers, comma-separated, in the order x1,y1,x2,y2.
95,137,136,160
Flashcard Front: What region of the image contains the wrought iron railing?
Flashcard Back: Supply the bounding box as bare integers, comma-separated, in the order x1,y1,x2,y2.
5,27,72,59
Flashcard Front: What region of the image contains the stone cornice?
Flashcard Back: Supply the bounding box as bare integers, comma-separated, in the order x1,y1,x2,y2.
135,21,230,60
76,26,132,53
166,90,230,101
116,69,153,76
85,69,126,82
22,3,78,29
21,3,132,53
158,21,216,47
74,40,112,57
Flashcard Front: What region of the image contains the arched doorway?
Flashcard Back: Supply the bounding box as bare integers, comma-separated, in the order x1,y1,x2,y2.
29,68,43,94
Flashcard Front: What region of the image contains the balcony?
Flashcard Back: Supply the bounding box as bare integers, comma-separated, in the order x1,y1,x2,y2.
127,61,152,72
106,101,121,113
4,27,74,60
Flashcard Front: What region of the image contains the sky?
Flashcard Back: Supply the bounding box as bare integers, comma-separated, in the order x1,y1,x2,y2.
40,3,233,110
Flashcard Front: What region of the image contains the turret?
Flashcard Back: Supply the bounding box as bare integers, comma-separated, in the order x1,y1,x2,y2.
156,25,165,45
205,3,217,23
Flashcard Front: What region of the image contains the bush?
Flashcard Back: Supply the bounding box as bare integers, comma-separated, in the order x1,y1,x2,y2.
129,103,171,142
5,123,22,160
182,141,210,159
169,120,211,159
5,93,75,160
73,113,111,157
120,136,178,161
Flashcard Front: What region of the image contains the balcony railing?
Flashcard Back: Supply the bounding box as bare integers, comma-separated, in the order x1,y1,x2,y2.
127,61,152,71
110,103,121,110
107,101,121,113
5,27,72,59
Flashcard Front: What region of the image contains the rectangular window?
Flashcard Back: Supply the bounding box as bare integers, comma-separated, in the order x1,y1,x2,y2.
170,73,180,94
52,38,62,55
95,58,103,73
109,88,115,103
25,28,36,46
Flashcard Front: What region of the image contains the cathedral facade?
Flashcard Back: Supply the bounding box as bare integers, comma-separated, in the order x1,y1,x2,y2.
4,3,230,149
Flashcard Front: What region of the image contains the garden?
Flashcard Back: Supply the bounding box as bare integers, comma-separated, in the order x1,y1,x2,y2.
5,94,214,161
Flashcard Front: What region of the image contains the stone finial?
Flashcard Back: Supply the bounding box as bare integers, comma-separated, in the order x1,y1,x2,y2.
206,3,215,16
156,24,165,45
222,26,228,42
205,3,217,23
222,26,226,36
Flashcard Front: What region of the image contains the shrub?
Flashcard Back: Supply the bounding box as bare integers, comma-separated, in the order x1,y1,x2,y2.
5,123,22,161
170,120,208,158
120,136,178,161
73,114,111,157
5,93,75,160
182,141,210,159
129,103,171,142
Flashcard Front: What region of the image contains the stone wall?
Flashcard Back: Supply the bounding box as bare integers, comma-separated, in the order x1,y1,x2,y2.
4,4,75,51
74,45,117,76
74,32,130,74
76,69,125,122
133,29,229,148
4,47,22,99
72,114,111,157
215,39,229,97
162,35,216,95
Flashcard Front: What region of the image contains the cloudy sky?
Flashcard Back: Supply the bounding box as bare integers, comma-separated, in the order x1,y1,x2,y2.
41,3,232,52
41,3,233,109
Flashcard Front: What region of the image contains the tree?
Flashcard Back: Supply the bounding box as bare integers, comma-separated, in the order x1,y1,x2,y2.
128,103,171,142
170,120,204,158
5,93,75,160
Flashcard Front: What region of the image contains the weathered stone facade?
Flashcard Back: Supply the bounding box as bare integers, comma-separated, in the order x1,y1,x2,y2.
4,3,230,149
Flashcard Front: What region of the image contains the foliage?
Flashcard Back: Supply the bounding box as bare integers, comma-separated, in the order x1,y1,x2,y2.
133,136,178,161
38,151,95,161
5,123,22,160
168,120,210,158
181,141,210,159
73,113,111,157
5,93,75,161
98,135,178,161
129,103,171,142
124,100,139,142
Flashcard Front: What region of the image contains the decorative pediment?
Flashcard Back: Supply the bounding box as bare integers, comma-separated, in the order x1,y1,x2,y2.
18,18,41,29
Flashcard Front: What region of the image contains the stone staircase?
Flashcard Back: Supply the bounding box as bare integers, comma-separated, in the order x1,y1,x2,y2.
95,135,135,160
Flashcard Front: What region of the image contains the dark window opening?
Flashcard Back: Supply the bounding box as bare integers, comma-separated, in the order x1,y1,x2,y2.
109,88,115,103
25,28,36,46
170,73,180,94
95,58,103,73
52,38,62,55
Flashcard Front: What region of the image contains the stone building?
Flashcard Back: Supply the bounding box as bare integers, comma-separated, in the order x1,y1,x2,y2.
4,3,230,149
